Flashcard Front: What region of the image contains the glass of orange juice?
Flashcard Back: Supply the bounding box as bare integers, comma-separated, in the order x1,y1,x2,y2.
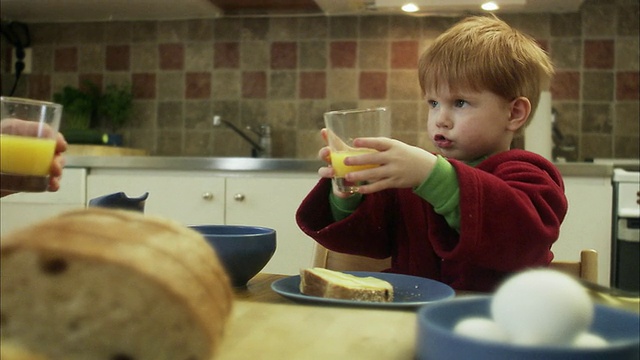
1,97,63,192
324,107,391,194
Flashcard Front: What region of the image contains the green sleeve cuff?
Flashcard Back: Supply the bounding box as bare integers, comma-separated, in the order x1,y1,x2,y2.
330,191,363,221
414,155,461,231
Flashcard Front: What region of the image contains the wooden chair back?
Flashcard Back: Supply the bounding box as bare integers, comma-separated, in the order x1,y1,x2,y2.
312,244,598,283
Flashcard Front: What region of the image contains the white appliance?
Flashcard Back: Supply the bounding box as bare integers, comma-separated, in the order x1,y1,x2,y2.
611,168,640,292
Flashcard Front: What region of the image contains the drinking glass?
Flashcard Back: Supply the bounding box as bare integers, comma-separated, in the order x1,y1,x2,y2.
1,97,63,192
324,107,391,193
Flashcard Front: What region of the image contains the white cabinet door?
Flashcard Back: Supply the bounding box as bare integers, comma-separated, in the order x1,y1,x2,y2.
553,175,613,286
0,168,87,235
225,175,319,275
86,170,225,225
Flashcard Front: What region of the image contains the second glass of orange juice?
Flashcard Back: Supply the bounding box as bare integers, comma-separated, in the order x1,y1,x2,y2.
1,97,63,192
324,107,391,193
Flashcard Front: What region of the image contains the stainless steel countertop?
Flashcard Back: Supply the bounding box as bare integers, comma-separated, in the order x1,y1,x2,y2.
65,156,324,173
65,155,638,176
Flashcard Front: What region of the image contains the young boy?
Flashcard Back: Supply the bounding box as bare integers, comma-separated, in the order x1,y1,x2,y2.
295,16,567,292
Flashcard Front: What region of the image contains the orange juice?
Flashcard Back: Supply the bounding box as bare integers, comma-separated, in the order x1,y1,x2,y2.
330,149,379,177
0,134,56,176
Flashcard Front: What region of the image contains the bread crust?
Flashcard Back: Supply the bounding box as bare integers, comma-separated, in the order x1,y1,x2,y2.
1,208,233,360
300,268,393,302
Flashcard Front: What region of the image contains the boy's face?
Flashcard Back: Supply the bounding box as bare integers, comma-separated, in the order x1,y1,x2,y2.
425,85,516,162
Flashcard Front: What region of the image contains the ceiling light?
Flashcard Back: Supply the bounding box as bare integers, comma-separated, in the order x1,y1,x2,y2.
401,3,420,12
481,2,500,11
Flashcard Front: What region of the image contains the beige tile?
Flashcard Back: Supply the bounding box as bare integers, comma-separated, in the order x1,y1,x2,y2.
582,72,614,101
550,38,582,69
327,70,358,101
359,40,389,70
615,102,640,135
185,43,213,72
614,136,639,158
581,134,613,160
269,71,297,99
615,37,640,70
389,70,421,101
582,4,616,36
157,72,184,101
299,41,327,70
582,103,613,133
212,71,241,100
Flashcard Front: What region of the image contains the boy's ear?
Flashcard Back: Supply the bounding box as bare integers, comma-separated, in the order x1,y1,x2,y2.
507,97,531,132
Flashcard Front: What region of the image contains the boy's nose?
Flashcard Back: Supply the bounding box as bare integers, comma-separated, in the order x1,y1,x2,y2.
435,112,452,129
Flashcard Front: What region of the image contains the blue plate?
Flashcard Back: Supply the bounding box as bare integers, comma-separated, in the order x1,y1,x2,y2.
271,271,455,308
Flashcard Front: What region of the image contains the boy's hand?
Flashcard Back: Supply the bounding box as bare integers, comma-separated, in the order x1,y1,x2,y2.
317,129,354,199
342,137,438,194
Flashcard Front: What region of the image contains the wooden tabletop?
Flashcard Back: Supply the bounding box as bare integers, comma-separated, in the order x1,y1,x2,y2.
216,273,418,359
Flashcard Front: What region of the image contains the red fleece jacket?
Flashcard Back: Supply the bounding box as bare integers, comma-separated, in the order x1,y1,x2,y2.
295,150,568,292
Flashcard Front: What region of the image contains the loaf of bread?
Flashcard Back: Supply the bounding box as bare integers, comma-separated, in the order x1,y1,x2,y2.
300,267,394,302
0,208,233,360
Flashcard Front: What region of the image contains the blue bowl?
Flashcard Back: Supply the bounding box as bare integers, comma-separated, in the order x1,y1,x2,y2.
416,296,640,360
190,225,276,287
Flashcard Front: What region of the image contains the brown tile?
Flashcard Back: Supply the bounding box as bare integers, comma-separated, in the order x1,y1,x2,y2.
550,71,580,100
106,45,130,71
271,42,297,69
79,73,103,91
132,73,156,99
616,71,639,100
242,71,267,98
186,72,212,99
214,42,240,68
27,75,51,101
54,47,78,72
584,40,614,69
299,71,326,99
330,41,357,68
158,43,184,70
359,71,387,99
391,41,418,69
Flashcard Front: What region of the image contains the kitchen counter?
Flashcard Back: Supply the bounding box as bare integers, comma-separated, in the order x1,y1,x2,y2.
65,155,638,176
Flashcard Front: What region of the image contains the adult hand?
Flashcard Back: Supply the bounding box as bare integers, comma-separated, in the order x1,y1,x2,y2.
47,132,68,192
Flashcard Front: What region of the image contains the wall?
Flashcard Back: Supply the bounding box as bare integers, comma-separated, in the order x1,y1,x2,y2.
1,0,638,159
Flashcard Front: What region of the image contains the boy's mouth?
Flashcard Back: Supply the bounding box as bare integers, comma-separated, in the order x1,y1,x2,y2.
434,134,453,148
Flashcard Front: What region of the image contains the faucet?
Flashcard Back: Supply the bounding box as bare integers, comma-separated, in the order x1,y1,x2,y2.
212,115,272,158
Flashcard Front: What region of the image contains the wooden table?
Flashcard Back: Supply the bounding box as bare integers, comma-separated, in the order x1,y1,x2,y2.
216,273,419,359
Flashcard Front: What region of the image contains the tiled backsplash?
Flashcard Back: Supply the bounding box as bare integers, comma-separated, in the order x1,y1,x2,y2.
1,0,638,160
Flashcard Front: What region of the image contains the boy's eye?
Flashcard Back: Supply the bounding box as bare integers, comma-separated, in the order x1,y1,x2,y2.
428,100,439,108
454,99,467,107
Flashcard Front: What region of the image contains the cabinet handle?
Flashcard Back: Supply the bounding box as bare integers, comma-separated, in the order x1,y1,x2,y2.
234,193,245,202
202,192,214,201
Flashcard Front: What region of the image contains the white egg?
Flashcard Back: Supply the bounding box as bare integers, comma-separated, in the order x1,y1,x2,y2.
573,332,608,348
491,269,594,346
453,316,509,343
